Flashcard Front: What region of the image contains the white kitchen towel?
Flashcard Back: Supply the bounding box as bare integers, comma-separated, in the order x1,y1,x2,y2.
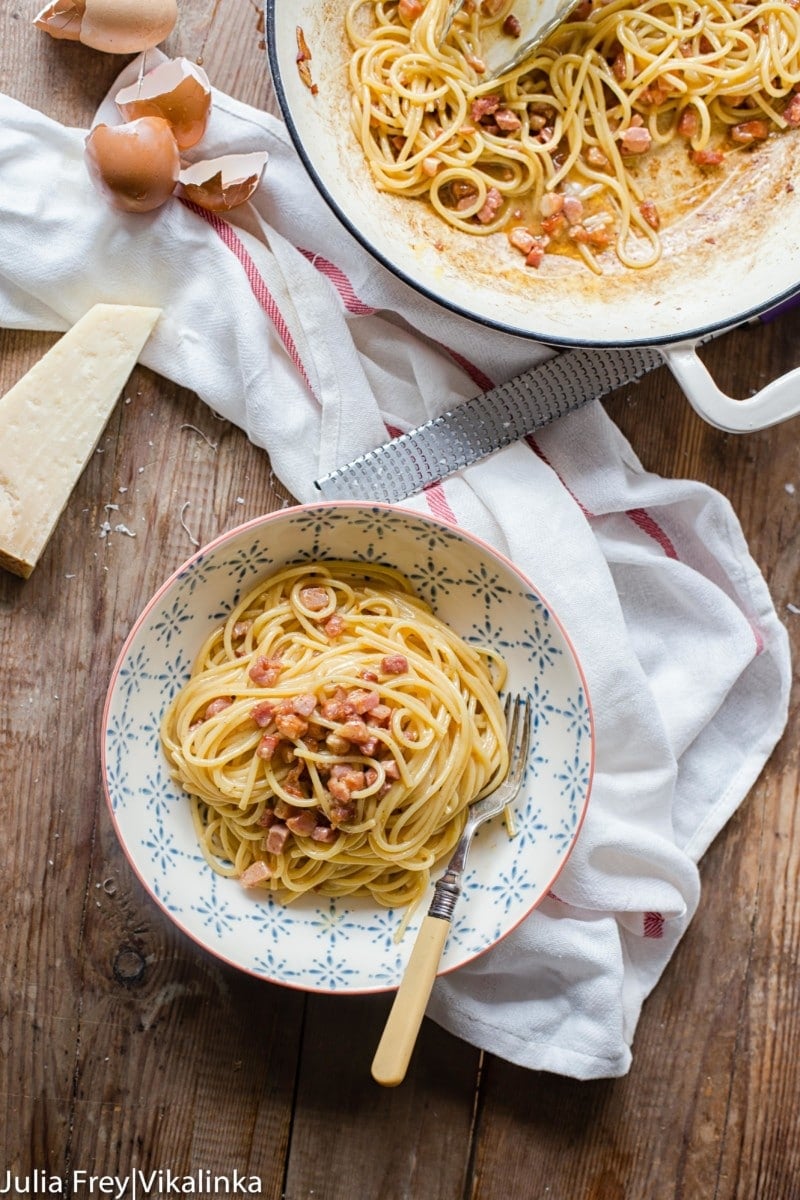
0,54,791,1079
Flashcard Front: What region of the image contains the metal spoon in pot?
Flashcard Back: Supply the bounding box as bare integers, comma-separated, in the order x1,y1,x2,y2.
441,0,584,79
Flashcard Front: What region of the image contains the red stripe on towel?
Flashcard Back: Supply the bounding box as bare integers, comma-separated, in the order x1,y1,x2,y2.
528,437,684,556
644,911,665,938
298,248,376,315
183,200,315,395
625,508,679,560
298,248,495,390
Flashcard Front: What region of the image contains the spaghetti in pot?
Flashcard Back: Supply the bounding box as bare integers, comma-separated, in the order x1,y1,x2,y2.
161,561,509,911
345,0,800,271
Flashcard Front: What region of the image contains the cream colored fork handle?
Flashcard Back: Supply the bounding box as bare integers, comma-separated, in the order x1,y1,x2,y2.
371,914,450,1087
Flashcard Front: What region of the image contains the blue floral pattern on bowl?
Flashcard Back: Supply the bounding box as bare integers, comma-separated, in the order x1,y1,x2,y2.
102,503,593,994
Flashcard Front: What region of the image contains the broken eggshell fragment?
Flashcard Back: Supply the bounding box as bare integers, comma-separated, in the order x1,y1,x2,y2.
34,0,177,52
85,116,181,213
32,0,83,41
176,151,269,213
115,57,212,151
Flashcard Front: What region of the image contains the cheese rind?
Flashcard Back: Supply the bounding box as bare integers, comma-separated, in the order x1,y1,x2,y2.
0,303,161,578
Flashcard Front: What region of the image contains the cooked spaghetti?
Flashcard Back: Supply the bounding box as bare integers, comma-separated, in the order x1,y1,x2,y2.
346,0,800,270
161,561,509,910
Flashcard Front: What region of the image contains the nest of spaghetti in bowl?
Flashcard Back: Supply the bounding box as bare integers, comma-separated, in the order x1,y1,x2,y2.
102,504,593,992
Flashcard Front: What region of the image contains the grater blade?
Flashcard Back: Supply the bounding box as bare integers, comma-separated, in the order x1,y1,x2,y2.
314,345,663,503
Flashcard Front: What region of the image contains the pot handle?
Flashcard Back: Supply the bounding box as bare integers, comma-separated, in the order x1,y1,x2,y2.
661,340,800,433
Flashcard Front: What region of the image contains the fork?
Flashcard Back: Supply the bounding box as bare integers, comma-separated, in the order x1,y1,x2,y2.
439,0,583,80
371,693,532,1087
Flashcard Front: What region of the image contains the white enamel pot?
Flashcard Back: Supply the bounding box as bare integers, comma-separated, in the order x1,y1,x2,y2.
265,1,800,432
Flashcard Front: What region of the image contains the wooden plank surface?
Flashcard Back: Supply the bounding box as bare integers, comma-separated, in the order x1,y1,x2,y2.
1,2,798,1196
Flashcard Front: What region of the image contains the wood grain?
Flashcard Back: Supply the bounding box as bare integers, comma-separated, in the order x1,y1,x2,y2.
1,1,798,1195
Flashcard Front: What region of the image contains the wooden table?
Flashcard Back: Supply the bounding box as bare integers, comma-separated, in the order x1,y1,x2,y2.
1,3,798,1195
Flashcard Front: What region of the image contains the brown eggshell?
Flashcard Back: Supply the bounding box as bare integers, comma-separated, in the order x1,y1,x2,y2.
33,0,86,41
79,0,178,52
85,117,180,213
176,152,269,213
115,58,212,151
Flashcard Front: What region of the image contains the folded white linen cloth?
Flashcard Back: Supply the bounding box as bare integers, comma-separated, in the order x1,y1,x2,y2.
0,55,791,1080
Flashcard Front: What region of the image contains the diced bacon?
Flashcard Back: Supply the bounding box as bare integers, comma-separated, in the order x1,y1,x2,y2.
320,689,349,721
258,809,276,827
368,704,392,727
398,0,423,18
541,213,566,237
620,124,652,154
292,693,318,717
325,732,351,754
329,802,355,826
570,224,611,248
232,620,252,639
311,824,338,843
274,711,309,739
731,119,770,144
495,109,522,133
678,107,699,138
784,93,800,126
359,736,380,756
265,823,290,854
364,767,379,787
481,0,505,14
330,765,367,790
503,13,522,35
299,586,330,612
612,50,626,82
422,156,441,177
256,734,280,760
471,95,501,123
251,700,275,727
383,760,401,781
273,798,292,819
476,186,503,224
204,697,232,719
323,612,345,637
381,653,408,675
328,778,352,803
340,718,372,744
540,192,564,218
639,80,670,106
691,147,724,166
455,187,480,212
509,227,536,254
586,146,609,168
286,809,319,836
359,668,379,682
562,195,583,224
639,199,660,230
525,239,548,268
240,861,271,888
348,688,380,714
249,656,282,686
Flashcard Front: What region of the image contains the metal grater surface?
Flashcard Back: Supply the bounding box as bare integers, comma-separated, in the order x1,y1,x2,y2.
315,344,664,503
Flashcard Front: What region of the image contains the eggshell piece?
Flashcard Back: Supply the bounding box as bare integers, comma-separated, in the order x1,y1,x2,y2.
85,117,180,213
33,0,85,42
176,152,269,213
79,0,178,52
115,58,212,151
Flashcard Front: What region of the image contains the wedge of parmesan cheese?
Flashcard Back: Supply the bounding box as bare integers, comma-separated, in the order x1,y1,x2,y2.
0,303,161,578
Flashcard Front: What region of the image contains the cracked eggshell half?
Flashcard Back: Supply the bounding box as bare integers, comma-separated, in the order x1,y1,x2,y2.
176,152,269,212
115,58,212,151
85,116,181,213
35,0,178,51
